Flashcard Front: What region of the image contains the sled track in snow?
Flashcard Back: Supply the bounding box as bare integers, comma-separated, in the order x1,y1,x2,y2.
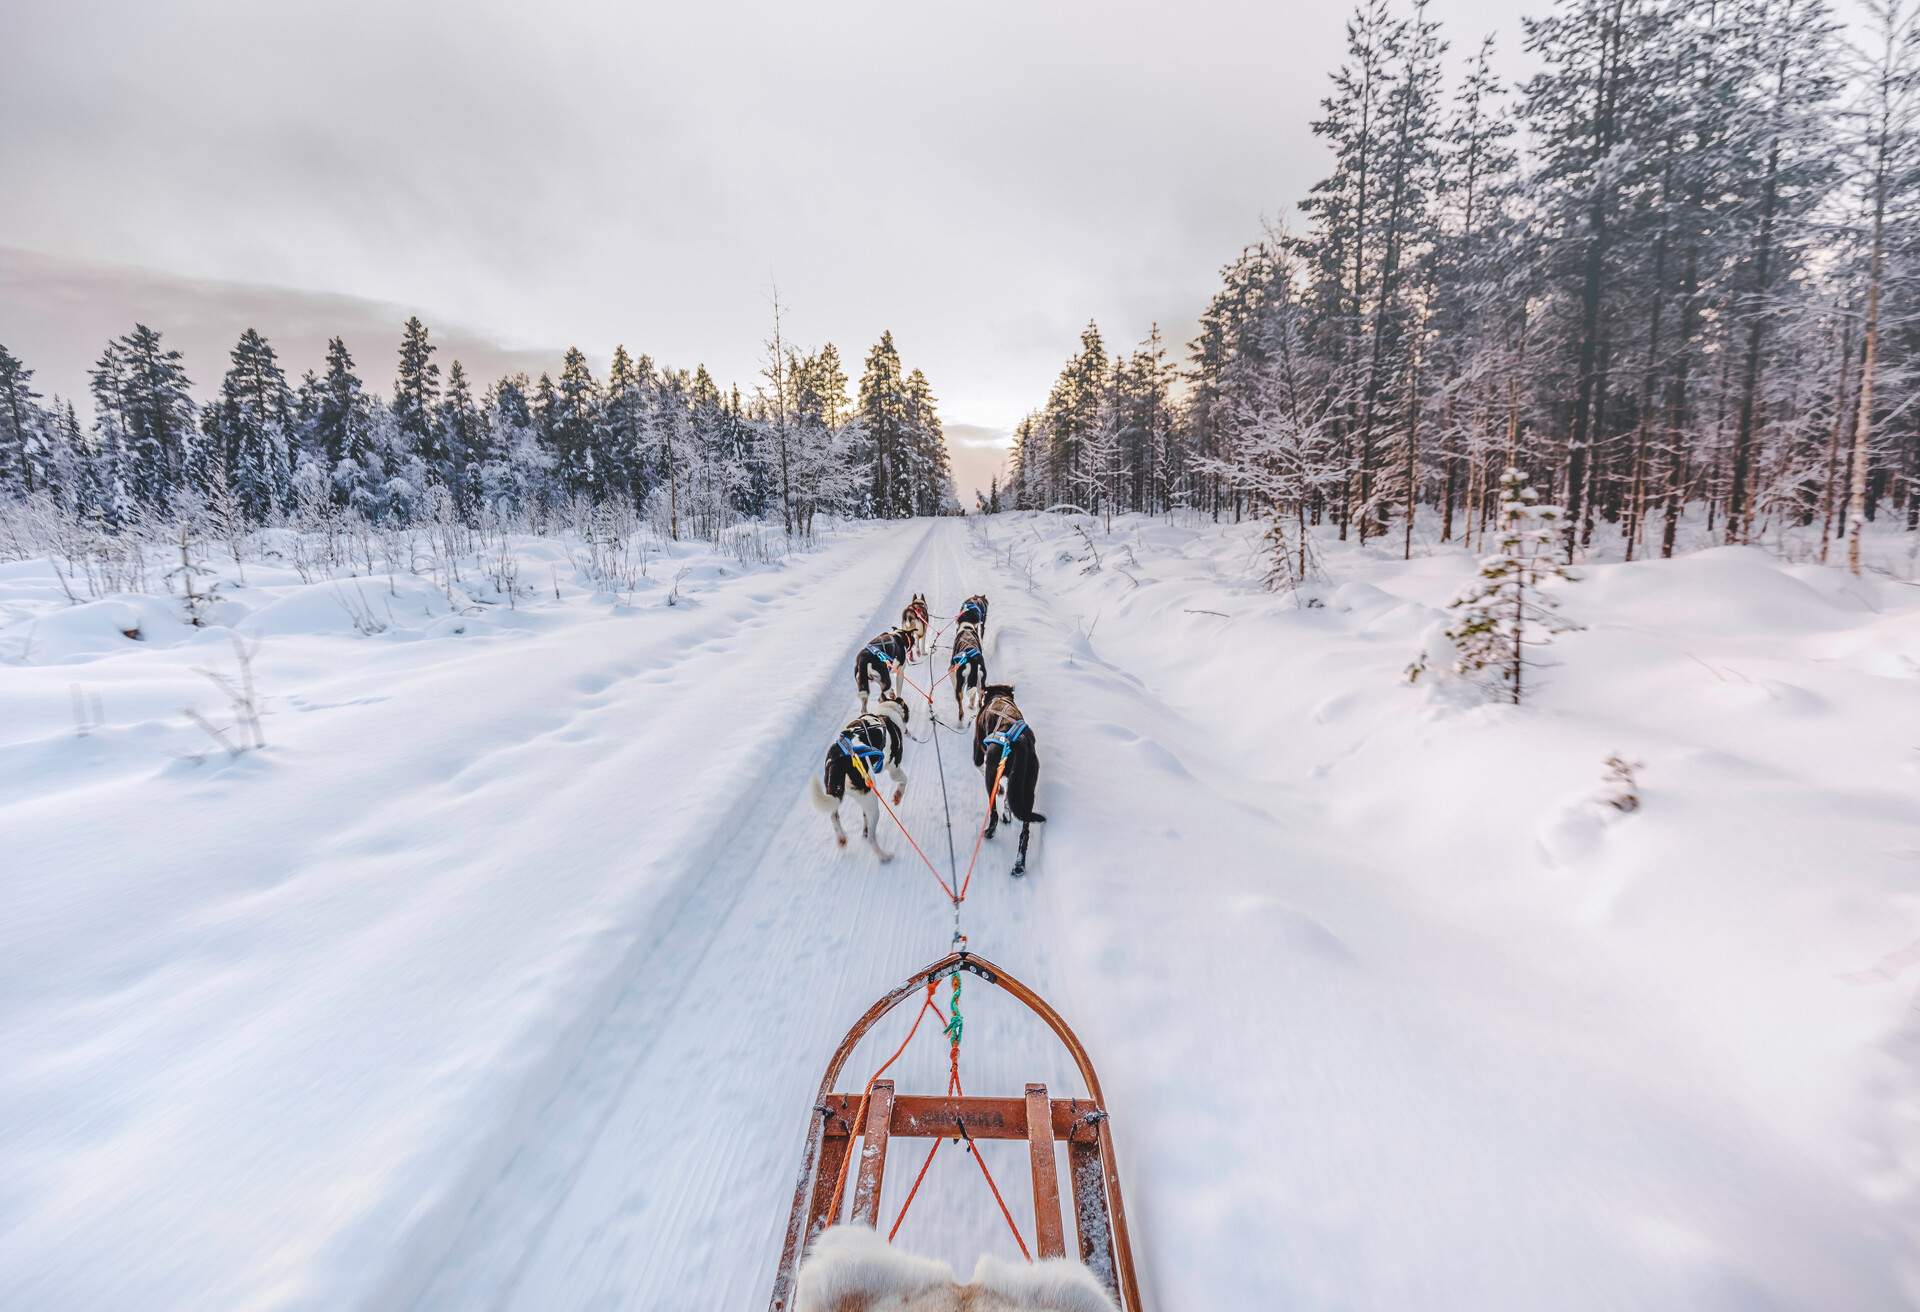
407,520,1094,1308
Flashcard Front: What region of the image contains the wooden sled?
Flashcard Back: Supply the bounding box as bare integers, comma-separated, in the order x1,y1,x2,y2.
769,950,1142,1311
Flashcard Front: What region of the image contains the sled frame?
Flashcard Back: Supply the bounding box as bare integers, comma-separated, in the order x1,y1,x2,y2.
769,951,1142,1311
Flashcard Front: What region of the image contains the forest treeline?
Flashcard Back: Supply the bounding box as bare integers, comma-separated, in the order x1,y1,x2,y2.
0,312,959,542
1007,0,1920,578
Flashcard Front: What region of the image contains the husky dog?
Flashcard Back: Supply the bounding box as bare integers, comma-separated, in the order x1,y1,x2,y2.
972,684,1046,875
809,700,909,862
796,1224,1117,1312
948,620,987,719
854,627,915,714
955,594,989,634
900,593,930,660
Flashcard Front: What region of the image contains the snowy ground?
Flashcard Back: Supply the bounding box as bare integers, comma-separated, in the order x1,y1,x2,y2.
3,511,1918,1308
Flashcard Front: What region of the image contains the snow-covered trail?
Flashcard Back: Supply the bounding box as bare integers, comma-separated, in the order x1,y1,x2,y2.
416,517,1090,1309
418,515,1912,1310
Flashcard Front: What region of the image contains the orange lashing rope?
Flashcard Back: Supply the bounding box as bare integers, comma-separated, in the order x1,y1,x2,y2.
886,973,1031,1260
826,977,944,1225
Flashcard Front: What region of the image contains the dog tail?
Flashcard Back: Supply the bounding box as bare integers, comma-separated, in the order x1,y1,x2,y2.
808,774,837,814
872,697,906,727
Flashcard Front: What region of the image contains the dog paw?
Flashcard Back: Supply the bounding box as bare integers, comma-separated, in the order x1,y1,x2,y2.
892,786,904,805
877,849,895,864
836,834,848,848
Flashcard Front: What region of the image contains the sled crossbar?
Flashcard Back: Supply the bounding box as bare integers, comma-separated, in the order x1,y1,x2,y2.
770,952,1142,1312
812,1086,1106,1273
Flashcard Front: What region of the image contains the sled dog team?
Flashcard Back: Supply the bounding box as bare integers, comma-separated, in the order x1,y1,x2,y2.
809,592,1048,876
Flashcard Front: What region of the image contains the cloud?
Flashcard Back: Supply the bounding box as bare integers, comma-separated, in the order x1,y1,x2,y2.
0,245,564,406
944,424,1013,505
947,423,1013,450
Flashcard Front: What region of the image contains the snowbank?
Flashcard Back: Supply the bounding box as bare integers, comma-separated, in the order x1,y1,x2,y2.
963,509,1920,1306
0,520,915,1309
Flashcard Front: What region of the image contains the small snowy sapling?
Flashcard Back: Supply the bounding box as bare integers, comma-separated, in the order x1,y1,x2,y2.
168,522,219,627
1434,468,1579,704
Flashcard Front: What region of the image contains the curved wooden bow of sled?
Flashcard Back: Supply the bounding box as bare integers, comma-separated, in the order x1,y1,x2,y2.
769,951,1143,1311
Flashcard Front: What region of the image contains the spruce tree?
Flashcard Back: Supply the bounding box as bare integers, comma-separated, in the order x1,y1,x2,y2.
312,337,376,509
393,316,442,481
604,345,648,508
859,332,911,517
101,325,195,513
0,344,42,495
438,360,484,514
209,328,295,521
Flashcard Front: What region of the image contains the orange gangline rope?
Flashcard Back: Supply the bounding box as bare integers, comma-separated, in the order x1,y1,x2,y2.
847,753,959,902
957,757,1009,901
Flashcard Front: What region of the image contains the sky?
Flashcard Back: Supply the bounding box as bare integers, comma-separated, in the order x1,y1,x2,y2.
0,0,1533,502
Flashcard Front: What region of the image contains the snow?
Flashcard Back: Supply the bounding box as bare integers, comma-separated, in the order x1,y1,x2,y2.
3,512,1918,1308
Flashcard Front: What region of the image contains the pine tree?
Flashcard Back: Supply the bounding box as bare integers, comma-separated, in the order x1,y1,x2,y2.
1041,322,1110,510
904,367,952,516
1843,0,1920,573
311,337,378,510
438,359,484,515
487,373,545,517
604,345,649,510
1722,0,1842,543
789,343,856,536
393,315,443,481
0,344,43,495
208,328,295,521
859,332,911,517
98,325,195,513
1443,468,1578,703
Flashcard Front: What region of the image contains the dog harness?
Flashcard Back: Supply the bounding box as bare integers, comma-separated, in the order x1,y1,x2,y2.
837,733,888,783
950,646,983,669
959,600,984,623
864,642,897,665
982,719,1027,755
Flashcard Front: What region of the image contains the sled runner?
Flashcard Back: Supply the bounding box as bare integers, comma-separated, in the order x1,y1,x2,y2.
769,951,1142,1311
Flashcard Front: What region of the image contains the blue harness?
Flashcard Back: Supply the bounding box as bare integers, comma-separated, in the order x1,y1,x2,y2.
864,643,896,665
950,646,982,669
982,719,1027,756
837,734,888,781
959,600,984,624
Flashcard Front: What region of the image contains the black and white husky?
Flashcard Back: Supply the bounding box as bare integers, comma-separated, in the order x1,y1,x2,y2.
854,627,914,714
955,594,989,634
948,620,987,719
809,700,910,862
972,684,1045,876
900,593,930,660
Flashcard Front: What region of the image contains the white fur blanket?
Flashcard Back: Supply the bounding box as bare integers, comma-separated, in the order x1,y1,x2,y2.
796,1225,1119,1312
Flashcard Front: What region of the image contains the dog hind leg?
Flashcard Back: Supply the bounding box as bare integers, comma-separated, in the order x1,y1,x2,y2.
858,791,892,863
